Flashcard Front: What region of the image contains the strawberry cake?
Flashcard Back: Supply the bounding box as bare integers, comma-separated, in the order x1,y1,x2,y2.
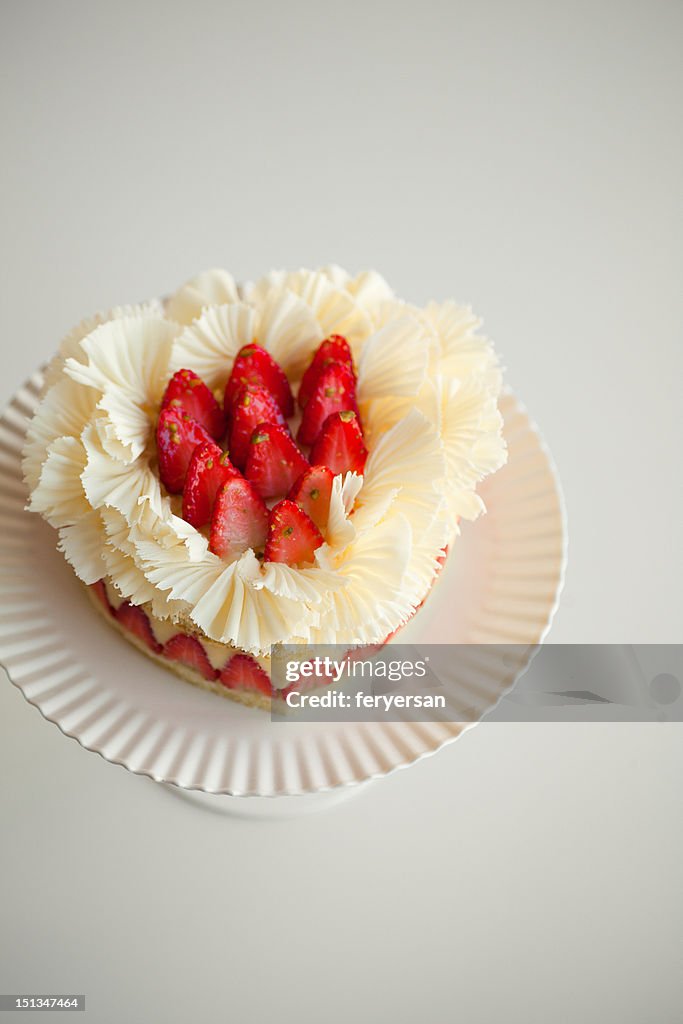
22,267,507,710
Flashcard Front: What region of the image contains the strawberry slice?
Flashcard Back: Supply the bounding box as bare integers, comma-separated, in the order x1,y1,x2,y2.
288,465,333,531
219,654,273,697
264,499,323,565
278,659,337,703
161,368,225,440
116,601,162,654
310,410,368,475
298,335,355,408
245,422,309,498
209,475,269,559
163,634,217,681
229,385,287,469
297,362,359,446
225,343,293,418
156,407,212,494
182,441,237,528
90,579,114,616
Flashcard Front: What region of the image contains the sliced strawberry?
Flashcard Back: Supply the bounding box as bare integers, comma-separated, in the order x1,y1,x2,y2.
225,343,293,418
229,385,287,469
219,654,272,697
310,410,368,475
288,465,333,531
298,335,355,408
161,368,225,440
156,407,212,494
116,601,162,654
182,441,237,528
209,475,269,559
297,362,359,446
90,579,114,616
277,682,298,703
245,422,309,499
264,499,323,565
278,658,337,702
163,634,217,681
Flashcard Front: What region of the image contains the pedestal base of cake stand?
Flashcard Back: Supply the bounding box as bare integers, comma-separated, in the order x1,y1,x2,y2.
159,780,372,819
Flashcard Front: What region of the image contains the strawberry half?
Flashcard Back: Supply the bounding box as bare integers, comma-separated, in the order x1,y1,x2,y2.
297,362,359,446
229,385,287,469
156,407,213,494
219,654,273,697
245,422,309,499
209,475,269,559
225,343,293,418
116,601,162,654
182,441,237,529
161,368,225,440
298,334,355,409
90,579,114,616
310,410,368,475
163,634,217,681
288,465,333,531
264,499,323,565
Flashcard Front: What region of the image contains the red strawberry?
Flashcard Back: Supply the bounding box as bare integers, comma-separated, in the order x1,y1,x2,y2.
278,658,336,703
90,579,114,616
229,385,287,469
182,441,237,528
298,335,355,408
161,368,225,440
156,407,212,494
219,654,272,697
163,634,217,681
209,475,269,559
264,499,323,565
116,601,162,654
310,410,368,475
288,465,333,531
245,422,309,498
297,362,359,446
225,343,293,418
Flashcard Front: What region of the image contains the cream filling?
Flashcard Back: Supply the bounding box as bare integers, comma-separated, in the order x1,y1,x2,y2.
101,579,272,677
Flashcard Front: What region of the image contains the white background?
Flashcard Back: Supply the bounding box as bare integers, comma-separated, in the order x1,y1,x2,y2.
1,2,681,1022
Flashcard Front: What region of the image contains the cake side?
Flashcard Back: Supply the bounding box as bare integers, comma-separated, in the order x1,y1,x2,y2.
86,581,275,710
86,543,451,712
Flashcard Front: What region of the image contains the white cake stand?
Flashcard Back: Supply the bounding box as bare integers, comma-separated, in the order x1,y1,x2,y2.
0,373,566,817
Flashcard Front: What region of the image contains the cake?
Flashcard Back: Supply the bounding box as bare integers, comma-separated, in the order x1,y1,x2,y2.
22,266,507,710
